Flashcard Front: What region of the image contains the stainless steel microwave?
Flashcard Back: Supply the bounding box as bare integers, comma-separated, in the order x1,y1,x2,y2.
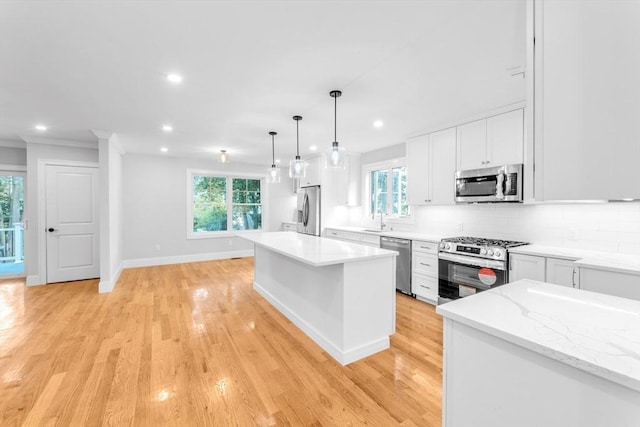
455,164,523,203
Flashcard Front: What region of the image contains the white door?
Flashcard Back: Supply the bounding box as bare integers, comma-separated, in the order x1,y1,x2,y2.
46,165,99,283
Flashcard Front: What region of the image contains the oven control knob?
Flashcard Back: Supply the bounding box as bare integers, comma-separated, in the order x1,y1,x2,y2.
439,242,445,250
487,249,494,256
480,248,487,255
445,243,452,251
494,249,503,258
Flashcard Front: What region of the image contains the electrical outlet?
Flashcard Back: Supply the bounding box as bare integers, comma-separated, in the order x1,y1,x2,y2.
567,229,578,241
154,244,161,251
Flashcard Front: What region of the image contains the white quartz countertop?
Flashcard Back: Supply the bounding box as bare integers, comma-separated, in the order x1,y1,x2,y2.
325,226,445,243
509,245,640,274
437,279,640,392
238,231,397,267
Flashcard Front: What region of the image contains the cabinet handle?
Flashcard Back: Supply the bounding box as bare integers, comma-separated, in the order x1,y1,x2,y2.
420,246,432,250
419,285,431,289
481,161,485,165
420,263,431,267
486,160,490,164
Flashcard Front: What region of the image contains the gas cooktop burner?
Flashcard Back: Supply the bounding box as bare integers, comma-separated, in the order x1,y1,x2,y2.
441,236,529,248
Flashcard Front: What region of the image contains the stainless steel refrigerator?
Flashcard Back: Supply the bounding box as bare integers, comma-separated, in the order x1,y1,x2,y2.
296,185,321,236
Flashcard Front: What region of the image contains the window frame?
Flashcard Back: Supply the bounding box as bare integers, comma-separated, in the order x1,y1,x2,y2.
187,169,267,239
362,158,412,223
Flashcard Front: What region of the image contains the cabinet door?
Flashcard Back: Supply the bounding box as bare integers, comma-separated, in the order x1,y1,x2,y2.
487,109,524,167
579,268,640,301
429,127,457,205
535,0,640,200
300,156,321,187
509,254,545,282
456,119,487,170
406,135,430,205
545,258,576,287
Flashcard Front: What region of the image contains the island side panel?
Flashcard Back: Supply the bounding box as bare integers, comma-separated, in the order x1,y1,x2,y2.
341,256,396,364
443,320,640,427
252,245,346,362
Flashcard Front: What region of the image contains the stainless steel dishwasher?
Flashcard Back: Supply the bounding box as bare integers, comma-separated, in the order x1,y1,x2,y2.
380,236,412,295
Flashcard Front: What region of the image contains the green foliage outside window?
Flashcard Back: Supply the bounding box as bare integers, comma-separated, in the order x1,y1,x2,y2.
191,174,262,234
370,166,408,217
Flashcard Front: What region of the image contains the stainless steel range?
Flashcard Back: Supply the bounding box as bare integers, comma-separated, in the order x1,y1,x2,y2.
438,236,528,303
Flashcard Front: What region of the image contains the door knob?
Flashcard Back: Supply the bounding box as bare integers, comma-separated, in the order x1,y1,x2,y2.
48,227,57,232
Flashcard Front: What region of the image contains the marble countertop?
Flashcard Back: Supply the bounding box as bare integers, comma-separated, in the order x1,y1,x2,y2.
325,226,445,243
238,231,397,267
437,279,640,392
510,245,640,274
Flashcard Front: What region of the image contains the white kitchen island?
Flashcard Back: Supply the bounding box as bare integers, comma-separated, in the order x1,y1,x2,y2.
239,231,398,365
437,279,640,427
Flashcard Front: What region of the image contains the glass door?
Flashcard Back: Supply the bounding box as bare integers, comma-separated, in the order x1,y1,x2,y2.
0,172,25,278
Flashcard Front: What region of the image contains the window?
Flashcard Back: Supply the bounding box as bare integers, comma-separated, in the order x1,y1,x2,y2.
365,160,409,217
188,170,263,238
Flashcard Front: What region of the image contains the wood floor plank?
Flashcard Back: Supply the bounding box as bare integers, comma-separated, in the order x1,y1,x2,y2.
0,257,443,425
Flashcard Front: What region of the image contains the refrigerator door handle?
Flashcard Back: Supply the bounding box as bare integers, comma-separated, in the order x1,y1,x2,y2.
303,193,310,227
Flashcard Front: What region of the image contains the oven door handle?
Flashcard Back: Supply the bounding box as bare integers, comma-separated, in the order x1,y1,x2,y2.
438,252,506,271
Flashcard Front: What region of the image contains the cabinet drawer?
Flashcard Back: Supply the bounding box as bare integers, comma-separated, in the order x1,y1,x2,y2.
413,253,438,276
360,233,380,246
412,273,438,301
412,240,439,255
325,229,361,243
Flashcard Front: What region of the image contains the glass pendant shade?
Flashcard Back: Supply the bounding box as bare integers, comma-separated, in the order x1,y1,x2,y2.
289,115,306,178
267,165,281,183
218,150,229,164
327,90,347,169
289,157,306,178
326,142,347,169
267,131,281,183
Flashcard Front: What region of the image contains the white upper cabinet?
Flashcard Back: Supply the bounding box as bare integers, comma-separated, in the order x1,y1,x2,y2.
487,109,524,168
406,128,456,206
300,156,321,188
406,135,429,205
533,0,640,201
336,153,361,206
457,109,524,171
456,119,487,171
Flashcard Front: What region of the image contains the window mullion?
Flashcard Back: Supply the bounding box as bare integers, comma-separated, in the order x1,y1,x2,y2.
227,178,233,232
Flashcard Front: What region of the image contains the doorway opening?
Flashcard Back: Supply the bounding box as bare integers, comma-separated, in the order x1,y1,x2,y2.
0,172,25,278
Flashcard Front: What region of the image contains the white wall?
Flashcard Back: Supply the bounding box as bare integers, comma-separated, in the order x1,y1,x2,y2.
25,142,99,284
121,153,295,265
0,146,27,165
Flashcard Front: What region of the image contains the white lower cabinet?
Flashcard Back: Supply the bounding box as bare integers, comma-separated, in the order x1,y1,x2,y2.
545,258,575,287
578,267,640,301
282,222,296,232
510,254,577,287
509,254,546,283
412,240,439,304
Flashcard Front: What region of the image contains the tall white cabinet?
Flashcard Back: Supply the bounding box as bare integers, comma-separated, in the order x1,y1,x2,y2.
406,127,456,206
533,0,640,201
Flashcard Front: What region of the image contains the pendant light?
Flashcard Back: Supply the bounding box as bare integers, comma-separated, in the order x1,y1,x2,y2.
289,115,306,178
218,149,230,164
267,131,281,183
327,90,347,169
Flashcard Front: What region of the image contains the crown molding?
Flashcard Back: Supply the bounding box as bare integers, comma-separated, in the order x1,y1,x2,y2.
20,135,98,150
0,139,26,149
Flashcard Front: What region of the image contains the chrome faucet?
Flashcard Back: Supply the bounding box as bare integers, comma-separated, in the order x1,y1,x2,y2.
379,210,386,231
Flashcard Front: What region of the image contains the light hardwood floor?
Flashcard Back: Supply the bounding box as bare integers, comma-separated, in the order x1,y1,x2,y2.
0,258,443,426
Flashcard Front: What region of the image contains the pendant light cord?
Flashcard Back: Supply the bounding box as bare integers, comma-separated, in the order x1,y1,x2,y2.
296,119,300,157
334,93,337,143
271,134,275,166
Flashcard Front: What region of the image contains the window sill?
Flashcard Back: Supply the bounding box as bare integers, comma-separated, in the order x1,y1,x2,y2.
187,229,264,240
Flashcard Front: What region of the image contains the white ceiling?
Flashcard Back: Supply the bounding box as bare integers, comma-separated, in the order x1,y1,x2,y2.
0,0,526,165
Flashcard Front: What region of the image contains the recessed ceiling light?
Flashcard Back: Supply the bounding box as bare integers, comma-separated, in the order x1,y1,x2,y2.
162,125,173,132
373,120,384,128
160,147,168,152
35,124,47,131
275,159,281,163
309,145,317,151
166,73,183,84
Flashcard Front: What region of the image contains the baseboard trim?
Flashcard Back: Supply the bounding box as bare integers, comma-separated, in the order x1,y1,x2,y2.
253,281,389,366
98,262,123,294
26,275,44,286
122,249,254,269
